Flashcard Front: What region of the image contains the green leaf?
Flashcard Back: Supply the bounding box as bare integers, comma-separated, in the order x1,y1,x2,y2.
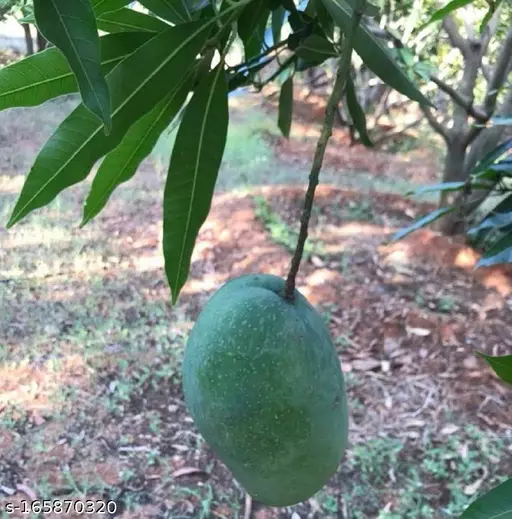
407,181,466,196
392,207,456,241
468,194,512,243
0,32,151,111
321,0,431,106
476,352,512,384
420,0,473,29
272,5,286,45
163,64,229,303
34,0,112,131
473,138,512,177
314,0,334,39
278,76,293,138
7,21,209,228
459,477,512,518
477,232,512,268
238,1,269,61
97,8,171,33
345,75,372,147
83,77,193,225
92,0,132,16
295,34,338,64
139,0,191,24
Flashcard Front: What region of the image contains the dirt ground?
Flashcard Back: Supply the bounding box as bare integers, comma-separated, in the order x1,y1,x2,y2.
0,94,511,519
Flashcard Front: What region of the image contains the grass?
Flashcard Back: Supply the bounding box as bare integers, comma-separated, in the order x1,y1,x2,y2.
336,425,509,519
253,194,324,258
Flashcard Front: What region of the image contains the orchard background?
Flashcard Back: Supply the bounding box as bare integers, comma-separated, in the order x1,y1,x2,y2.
0,0,511,517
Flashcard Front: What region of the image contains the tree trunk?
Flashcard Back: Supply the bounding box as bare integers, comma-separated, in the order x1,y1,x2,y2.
437,137,468,235
37,30,47,52
22,23,34,56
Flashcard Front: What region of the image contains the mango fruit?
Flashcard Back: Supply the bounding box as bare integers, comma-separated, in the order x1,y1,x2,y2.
182,274,348,506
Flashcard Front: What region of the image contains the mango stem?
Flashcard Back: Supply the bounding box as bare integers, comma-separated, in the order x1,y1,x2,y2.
283,0,367,302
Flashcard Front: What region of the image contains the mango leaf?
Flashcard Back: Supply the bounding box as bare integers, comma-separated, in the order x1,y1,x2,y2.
459,477,512,518
296,34,338,64
392,207,455,241
345,75,372,147
7,21,209,228
83,77,193,225
473,138,512,176
467,194,512,243
140,0,209,23
419,0,473,30
278,76,293,138
321,0,431,106
163,64,228,303
407,181,466,196
0,32,151,111
477,232,512,268
139,0,190,24
239,1,269,61
314,0,334,39
97,8,170,33
476,352,512,384
34,0,112,131
271,6,286,45
92,0,132,15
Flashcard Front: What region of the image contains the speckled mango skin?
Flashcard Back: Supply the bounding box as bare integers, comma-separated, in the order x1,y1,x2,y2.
182,274,348,507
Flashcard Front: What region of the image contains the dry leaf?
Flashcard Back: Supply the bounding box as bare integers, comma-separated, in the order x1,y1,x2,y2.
463,356,479,370
464,477,484,496
440,424,460,435
406,326,431,337
0,485,16,496
352,359,381,371
172,467,207,479
30,412,45,426
311,256,325,267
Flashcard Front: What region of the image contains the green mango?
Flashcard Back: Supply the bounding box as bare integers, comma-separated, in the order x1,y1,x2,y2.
182,274,348,506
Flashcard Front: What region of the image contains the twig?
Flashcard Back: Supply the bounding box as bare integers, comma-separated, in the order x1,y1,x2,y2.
429,75,488,122
283,0,367,301
420,105,450,142
442,16,470,57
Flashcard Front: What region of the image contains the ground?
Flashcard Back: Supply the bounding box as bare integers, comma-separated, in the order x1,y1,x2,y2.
0,92,511,519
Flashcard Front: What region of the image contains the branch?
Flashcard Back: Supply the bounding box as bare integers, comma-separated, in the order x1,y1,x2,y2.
465,28,512,146
442,16,470,57
482,28,512,115
283,0,366,301
421,105,450,142
429,75,488,122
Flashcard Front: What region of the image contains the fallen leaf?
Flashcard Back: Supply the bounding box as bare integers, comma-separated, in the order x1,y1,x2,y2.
464,477,484,496
406,326,432,337
172,467,207,479
440,424,460,435
0,485,16,496
352,359,381,371
16,483,37,501
463,356,479,370
30,412,46,426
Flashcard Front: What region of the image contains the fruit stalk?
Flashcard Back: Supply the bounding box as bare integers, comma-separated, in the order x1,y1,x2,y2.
283,0,367,302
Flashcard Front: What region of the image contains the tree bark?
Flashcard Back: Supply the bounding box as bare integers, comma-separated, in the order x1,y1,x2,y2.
36,30,47,52
22,23,34,55
437,89,512,236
